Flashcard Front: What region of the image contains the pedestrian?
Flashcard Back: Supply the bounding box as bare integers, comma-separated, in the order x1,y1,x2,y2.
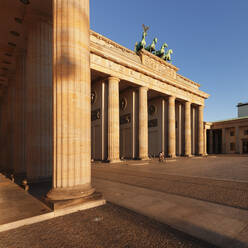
159,152,165,163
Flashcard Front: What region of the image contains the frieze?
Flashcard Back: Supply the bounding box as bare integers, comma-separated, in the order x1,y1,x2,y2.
90,53,206,105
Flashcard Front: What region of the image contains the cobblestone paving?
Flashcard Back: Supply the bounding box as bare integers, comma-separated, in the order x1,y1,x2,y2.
92,156,248,210
0,204,215,248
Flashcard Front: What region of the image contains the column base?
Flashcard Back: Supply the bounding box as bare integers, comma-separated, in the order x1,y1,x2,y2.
184,154,192,157
45,191,104,210
108,158,122,163
139,157,150,161
168,154,176,158
46,183,95,201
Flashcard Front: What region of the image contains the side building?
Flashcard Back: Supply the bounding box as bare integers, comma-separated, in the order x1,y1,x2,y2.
206,103,248,154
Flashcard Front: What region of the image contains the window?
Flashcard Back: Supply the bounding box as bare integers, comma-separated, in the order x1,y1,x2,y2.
244,130,248,135
230,143,235,151
230,131,235,136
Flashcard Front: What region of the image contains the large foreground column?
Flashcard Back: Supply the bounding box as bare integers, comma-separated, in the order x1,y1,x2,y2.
184,101,191,156
139,86,149,160
108,76,120,163
198,105,204,155
47,0,94,200
168,96,176,157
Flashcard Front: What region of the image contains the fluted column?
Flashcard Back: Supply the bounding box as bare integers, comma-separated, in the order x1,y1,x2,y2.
177,103,182,155
139,86,148,160
47,0,94,201
198,105,204,155
204,128,208,155
108,76,120,163
168,96,176,157
185,101,191,156
25,18,53,181
13,52,26,175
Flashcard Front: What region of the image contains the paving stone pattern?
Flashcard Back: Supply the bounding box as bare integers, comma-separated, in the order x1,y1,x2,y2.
0,204,215,248
92,156,248,210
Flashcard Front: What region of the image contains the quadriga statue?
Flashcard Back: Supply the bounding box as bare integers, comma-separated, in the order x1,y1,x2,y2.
134,24,149,53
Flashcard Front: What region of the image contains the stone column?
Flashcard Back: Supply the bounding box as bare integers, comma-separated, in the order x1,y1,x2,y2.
108,76,120,163
192,107,196,155
204,128,208,155
197,105,204,155
168,96,176,157
222,128,226,153
47,0,94,201
178,103,182,155
25,17,53,181
184,101,191,156
161,99,165,153
139,86,149,160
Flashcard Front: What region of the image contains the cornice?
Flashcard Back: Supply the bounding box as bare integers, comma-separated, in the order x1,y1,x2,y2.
211,117,248,127
177,74,200,88
90,30,136,57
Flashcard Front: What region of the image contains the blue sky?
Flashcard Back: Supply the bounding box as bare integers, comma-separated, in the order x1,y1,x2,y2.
90,0,248,122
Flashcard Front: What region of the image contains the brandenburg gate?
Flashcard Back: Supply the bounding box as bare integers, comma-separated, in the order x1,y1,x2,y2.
0,0,209,207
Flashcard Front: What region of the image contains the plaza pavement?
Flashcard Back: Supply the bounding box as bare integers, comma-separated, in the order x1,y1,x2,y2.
0,203,214,248
0,155,248,247
92,155,248,248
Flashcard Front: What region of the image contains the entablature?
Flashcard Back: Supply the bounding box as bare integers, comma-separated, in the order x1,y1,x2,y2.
90,30,209,102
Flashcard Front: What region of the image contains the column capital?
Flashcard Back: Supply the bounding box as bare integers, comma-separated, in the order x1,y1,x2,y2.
139,86,149,91
108,76,120,83
198,105,204,110
168,95,176,100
